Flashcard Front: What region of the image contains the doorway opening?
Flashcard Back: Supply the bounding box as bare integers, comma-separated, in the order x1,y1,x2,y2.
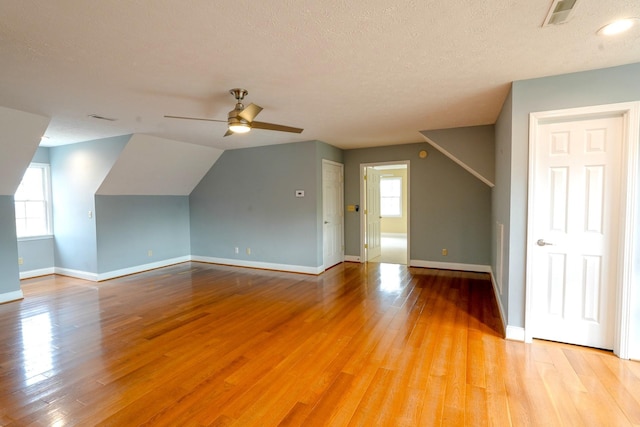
360,162,409,265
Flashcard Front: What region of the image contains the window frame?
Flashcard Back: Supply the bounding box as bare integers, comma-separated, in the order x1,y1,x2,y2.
380,176,403,218
14,162,53,240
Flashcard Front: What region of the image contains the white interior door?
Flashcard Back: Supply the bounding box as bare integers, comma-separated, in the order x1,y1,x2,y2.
529,115,623,349
323,160,344,269
366,167,381,260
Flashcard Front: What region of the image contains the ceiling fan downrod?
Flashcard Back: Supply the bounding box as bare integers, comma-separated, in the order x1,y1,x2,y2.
230,88,248,101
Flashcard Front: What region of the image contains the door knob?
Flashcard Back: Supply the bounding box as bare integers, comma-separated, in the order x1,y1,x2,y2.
536,239,553,246
324,221,329,224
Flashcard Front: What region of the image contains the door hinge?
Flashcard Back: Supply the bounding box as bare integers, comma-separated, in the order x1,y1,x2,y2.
364,174,367,180
364,243,368,249
364,209,368,215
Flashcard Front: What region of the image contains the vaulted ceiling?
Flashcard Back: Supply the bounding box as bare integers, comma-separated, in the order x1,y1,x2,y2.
1,1,639,150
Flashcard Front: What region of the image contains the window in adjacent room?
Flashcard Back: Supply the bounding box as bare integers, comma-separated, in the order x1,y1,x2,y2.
14,163,53,238
380,176,402,217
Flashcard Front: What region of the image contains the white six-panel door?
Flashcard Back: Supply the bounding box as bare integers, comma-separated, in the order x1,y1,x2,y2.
322,160,344,270
529,115,623,349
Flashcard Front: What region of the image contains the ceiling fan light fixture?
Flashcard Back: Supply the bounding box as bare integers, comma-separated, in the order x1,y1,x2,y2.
228,123,251,133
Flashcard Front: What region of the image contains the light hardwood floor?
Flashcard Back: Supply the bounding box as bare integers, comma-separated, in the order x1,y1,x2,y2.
1,262,639,426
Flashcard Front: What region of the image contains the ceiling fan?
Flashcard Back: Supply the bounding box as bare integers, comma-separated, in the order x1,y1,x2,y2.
165,88,304,137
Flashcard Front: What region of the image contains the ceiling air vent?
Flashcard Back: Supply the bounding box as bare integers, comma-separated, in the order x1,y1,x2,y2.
543,0,579,26
88,114,117,121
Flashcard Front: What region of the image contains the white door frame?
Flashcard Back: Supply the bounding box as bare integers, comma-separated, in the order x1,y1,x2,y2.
359,161,410,263
322,159,344,271
525,101,640,359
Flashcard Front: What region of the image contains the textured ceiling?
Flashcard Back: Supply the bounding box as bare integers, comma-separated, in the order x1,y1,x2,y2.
0,1,639,150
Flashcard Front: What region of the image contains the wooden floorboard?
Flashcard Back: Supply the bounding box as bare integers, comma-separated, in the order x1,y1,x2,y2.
0,261,639,426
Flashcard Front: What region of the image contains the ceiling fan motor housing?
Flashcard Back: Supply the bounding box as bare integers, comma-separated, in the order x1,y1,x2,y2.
228,105,249,126
228,88,250,126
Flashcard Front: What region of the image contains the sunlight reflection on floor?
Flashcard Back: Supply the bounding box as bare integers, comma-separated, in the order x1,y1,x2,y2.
379,263,402,292
21,312,53,386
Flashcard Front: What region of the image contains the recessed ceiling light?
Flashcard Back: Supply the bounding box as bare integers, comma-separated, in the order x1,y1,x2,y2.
597,18,639,36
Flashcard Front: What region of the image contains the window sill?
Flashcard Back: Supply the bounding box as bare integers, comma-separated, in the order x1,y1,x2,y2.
17,235,54,242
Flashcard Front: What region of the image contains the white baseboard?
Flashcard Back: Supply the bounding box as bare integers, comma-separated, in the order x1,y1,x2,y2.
53,256,192,282
54,267,98,281
409,260,492,273
97,256,191,281
0,290,24,304
488,267,524,341
32,255,321,281
506,326,525,342
489,269,507,338
343,255,361,262
191,256,323,275
20,267,55,280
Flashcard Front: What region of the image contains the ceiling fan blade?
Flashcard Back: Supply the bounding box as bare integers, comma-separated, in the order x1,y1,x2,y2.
164,115,227,123
238,103,263,122
251,121,303,134
223,129,233,137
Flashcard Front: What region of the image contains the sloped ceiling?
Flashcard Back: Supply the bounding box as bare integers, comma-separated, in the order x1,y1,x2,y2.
0,1,638,150
0,106,49,195
97,134,223,196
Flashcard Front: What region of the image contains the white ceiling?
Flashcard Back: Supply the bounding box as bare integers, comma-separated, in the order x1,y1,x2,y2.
1,1,639,151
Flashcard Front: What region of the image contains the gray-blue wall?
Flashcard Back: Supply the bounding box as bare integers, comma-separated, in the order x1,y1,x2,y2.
344,140,492,265
190,140,342,269
95,195,190,273
498,62,640,328
50,136,129,274
17,238,54,274
493,88,513,323
422,125,495,184
0,196,20,297
30,146,50,164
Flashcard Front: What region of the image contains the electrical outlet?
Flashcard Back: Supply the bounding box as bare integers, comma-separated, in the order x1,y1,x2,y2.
235,247,239,254
18,257,24,265
148,250,153,257
246,248,251,255
442,248,448,256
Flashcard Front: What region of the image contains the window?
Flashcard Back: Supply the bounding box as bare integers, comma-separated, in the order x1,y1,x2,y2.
380,176,402,217
14,163,53,238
